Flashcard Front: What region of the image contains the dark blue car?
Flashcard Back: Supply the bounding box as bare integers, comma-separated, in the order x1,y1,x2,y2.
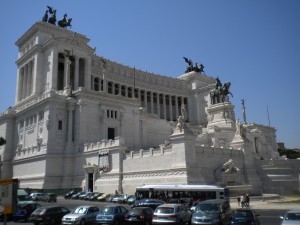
96,205,128,224
13,201,42,222
230,208,260,225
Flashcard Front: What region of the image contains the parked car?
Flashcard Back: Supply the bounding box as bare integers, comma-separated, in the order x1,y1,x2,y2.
152,203,192,225
90,193,104,201
96,205,129,224
230,208,260,225
30,192,49,202
191,199,231,225
13,201,42,222
78,192,90,200
72,191,86,199
98,193,112,202
82,192,94,200
65,190,79,199
112,194,128,204
29,206,71,225
127,195,137,205
106,194,115,202
280,210,300,225
133,199,165,210
47,193,57,202
125,206,153,225
62,205,99,225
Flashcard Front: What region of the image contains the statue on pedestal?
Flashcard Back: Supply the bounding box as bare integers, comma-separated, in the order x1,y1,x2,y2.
210,77,233,104
175,104,188,133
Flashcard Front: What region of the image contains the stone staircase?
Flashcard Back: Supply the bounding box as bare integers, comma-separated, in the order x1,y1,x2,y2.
257,159,299,195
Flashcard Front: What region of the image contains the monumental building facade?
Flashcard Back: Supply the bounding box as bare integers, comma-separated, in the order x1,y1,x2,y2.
0,21,299,195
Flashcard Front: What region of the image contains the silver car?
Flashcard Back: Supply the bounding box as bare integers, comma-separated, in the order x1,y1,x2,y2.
152,203,192,225
30,192,49,202
280,210,300,225
62,205,99,225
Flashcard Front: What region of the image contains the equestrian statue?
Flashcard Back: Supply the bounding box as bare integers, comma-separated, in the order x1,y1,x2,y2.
58,13,72,28
210,77,233,104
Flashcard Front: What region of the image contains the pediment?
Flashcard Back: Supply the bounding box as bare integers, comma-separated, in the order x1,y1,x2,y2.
53,36,95,53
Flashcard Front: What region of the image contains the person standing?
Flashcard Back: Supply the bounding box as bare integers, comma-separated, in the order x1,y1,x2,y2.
237,194,241,207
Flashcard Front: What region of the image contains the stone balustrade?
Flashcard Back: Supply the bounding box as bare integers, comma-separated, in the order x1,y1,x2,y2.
126,145,172,159
84,138,120,152
14,144,45,159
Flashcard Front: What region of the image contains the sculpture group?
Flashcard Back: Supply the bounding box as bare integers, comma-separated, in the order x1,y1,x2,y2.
183,57,204,74
210,77,233,104
42,6,72,28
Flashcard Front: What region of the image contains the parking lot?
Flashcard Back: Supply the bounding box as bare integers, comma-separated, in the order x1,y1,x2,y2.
2,195,300,225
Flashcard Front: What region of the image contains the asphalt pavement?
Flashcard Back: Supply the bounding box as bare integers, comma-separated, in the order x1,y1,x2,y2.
230,194,300,210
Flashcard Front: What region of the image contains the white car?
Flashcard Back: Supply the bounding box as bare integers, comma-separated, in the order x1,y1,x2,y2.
152,203,192,225
280,210,300,225
62,205,99,225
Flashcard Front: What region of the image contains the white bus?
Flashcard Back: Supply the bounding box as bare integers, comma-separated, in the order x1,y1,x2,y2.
135,184,229,204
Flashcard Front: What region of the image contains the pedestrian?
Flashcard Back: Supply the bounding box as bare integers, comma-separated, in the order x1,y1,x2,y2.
245,194,250,207
241,194,245,208
237,194,241,207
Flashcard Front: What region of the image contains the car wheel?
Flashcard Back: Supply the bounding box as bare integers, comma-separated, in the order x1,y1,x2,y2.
80,219,86,225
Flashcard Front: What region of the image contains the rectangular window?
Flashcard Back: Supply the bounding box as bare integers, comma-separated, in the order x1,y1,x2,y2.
58,120,63,130
107,127,115,140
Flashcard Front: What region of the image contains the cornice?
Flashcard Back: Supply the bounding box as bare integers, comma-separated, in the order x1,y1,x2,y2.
16,21,90,47
16,45,43,66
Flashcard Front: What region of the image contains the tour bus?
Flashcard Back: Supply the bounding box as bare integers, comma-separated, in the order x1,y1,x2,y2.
135,184,229,205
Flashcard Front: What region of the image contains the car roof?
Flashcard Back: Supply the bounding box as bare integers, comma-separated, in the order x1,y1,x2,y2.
131,206,153,209
36,206,66,210
103,204,125,207
157,203,183,207
286,210,300,213
75,205,98,208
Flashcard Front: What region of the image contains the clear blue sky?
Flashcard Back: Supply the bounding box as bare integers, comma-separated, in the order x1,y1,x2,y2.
0,0,299,148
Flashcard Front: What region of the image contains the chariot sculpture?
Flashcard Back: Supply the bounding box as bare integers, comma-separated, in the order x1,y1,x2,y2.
42,6,72,28
183,57,204,74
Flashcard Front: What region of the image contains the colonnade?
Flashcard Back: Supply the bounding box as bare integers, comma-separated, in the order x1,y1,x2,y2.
92,77,188,121
17,59,34,101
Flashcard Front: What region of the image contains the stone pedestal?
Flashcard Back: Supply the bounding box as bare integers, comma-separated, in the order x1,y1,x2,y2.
231,137,263,195
207,102,235,130
169,126,206,184
204,102,236,148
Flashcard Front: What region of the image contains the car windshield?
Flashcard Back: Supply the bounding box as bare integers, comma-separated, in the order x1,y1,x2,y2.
131,208,144,214
73,207,88,214
232,210,253,218
33,208,46,214
285,213,300,220
195,204,219,214
99,207,114,214
155,207,174,214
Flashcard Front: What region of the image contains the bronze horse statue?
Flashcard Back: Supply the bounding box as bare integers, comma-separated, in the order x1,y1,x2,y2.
210,82,233,104
58,13,72,28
